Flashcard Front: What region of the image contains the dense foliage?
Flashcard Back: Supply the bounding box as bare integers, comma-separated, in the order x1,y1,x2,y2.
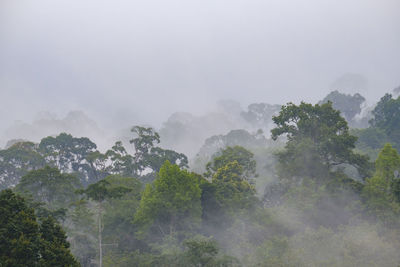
0,189,79,267
2,90,400,266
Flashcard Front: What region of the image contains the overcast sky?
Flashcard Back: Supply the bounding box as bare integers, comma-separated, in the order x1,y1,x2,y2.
1,0,399,129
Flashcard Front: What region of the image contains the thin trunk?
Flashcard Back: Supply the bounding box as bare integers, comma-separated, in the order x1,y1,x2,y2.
89,161,99,182
170,215,175,236
98,201,102,267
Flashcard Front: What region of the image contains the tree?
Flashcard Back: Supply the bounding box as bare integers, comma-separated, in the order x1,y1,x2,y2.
370,93,395,129
39,133,97,185
369,93,400,149
182,237,239,267
16,166,81,210
145,147,188,173
101,176,143,253
68,199,97,266
319,90,366,123
362,143,400,225
134,161,202,238
78,177,132,267
39,216,80,267
271,102,371,183
0,141,46,189
241,103,281,130
130,126,189,175
86,150,109,182
205,146,257,182
197,129,266,161
104,126,188,179
0,189,41,266
0,189,79,267
212,161,256,210
130,126,161,169
105,141,135,177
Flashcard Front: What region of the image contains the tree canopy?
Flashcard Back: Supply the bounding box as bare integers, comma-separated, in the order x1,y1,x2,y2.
0,189,79,267
271,101,370,182
134,161,202,237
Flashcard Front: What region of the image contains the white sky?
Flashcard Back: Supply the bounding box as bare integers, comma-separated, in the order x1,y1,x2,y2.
1,0,399,129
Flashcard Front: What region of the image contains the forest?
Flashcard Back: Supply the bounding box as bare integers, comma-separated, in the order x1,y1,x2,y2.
1,88,400,267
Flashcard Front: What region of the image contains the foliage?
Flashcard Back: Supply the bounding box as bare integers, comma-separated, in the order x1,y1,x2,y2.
241,103,281,130
104,236,239,267
319,90,366,123
102,176,143,252
103,126,188,179
0,189,41,266
0,141,46,189
369,93,400,150
271,102,371,182
0,189,79,267
134,161,202,237
39,216,80,267
5,95,400,266
212,161,257,210
205,146,257,182
39,133,97,185
130,126,188,174
105,141,135,177
362,144,400,225
16,166,81,210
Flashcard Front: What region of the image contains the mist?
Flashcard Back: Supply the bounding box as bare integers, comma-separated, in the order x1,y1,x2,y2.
1,0,399,134
1,1,400,266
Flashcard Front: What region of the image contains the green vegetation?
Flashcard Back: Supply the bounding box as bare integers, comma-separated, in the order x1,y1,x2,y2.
2,90,400,266
0,189,79,267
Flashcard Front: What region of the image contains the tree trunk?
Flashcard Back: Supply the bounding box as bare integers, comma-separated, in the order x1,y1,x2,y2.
98,201,102,267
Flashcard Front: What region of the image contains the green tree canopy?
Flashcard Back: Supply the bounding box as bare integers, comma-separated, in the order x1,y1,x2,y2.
39,216,80,267
362,143,400,225
240,103,281,129
0,141,46,189
16,166,81,210
271,102,371,182
319,90,366,123
205,146,257,182
369,93,400,149
39,133,97,185
212,161,256,210
0,189,79,267
130,126,189,175
78,176,133,267
134,161,202,237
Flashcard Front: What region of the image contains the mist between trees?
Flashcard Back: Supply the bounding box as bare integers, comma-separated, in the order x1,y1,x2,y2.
2,89,400,267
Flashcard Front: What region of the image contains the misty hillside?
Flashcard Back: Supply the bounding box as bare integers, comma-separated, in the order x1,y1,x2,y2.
2,88,400,267
1,0,400,266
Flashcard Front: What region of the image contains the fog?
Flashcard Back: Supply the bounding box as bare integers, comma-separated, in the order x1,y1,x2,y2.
1,2,400,265
1,0,399,135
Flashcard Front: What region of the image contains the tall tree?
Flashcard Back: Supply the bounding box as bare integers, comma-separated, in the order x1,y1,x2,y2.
319,90,366,123
39,216,80,267
0,141,46,189
271,102,371,184
212,161,256,210
78,177,132,267
130,126,188,175
369,93,400,149
362,143,400,225
39,133,97,184
16,166,81,210
134,161,202,238
0,189,79,267
0,189,41,266
241,103,281,130
105,141,135,177
205,146,257,182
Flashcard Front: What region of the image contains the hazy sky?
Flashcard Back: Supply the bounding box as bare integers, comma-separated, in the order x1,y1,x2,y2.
1,0,399,129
